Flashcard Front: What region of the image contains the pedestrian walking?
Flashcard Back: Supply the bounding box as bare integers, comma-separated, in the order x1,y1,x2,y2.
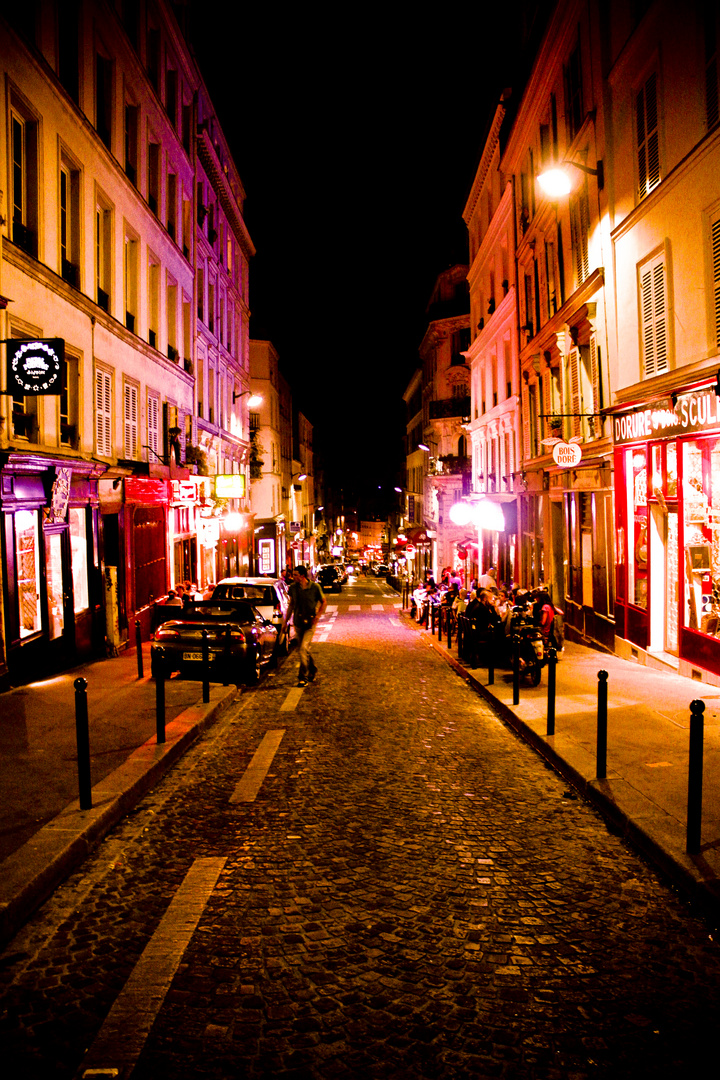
282,565,327,685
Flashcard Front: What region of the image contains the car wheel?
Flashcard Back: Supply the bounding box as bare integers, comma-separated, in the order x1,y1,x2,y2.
246,646,261,685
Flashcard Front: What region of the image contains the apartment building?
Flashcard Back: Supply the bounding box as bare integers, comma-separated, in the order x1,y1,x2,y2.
0,1,253,686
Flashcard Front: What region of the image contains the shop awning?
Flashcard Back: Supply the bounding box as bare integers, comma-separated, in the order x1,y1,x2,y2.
405,526,430,544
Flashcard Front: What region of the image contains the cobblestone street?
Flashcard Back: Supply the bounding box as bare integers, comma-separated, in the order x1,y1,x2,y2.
2,581,719,1079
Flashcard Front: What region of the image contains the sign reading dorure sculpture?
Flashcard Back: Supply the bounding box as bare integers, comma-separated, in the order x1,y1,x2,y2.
7,338,64,395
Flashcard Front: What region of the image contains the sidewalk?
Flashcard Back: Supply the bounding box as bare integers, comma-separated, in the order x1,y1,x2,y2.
0,645,237,946
408,612,720,924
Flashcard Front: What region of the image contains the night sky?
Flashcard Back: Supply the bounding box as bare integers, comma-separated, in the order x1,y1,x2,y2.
189,3,548,512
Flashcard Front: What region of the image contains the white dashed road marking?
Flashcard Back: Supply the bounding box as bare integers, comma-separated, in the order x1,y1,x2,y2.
280,687,305,711
229,729,286,803
78,857,226,1076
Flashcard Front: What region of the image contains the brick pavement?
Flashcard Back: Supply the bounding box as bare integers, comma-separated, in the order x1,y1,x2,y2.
2,599,720,1078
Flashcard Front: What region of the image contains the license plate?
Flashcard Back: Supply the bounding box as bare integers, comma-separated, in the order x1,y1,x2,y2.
183,651,204,661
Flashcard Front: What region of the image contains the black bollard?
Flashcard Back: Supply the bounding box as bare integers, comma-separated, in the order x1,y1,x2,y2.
431,603,436,636
447,609,453,650
512,633,520,706
155,648,166,744
546,645,557,735
74,677,92,809
135,618,144,679
487,624,495,686
202,629,210,704
597,670,609,778
687,699,705,855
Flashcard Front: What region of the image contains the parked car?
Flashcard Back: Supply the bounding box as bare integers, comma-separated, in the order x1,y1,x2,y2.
316,564,342,592
212,577,292,652
374,563,390,577
151,600,278,685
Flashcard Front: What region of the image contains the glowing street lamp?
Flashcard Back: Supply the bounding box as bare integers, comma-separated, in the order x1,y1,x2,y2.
537,159,603,198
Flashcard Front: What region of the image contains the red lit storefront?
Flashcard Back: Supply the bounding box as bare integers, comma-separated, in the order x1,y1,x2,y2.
613,382,720,682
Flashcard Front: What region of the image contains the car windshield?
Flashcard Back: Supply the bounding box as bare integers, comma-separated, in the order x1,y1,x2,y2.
177,602,257,624
215,584,275,604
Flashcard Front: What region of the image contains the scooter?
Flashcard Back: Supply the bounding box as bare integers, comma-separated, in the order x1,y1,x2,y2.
510,610,546,686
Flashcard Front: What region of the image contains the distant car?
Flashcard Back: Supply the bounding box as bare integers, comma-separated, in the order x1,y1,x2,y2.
212,577,292,653
375,564,390,577
151,600,278,685
317,564,342,592
334,563,349,584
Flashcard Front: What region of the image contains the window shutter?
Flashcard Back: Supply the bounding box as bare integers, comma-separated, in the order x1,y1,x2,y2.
148,394,160,457
637,72,660,199
641,257,669,377
95,369,112,457
712,216,720,348
569,348,582,438
124,383,138,458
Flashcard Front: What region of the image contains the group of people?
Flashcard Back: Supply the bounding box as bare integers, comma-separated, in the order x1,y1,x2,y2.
412,567,563,664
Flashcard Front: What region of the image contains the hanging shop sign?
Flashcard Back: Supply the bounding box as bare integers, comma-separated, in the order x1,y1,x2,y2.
7,338,64,394
215,474,246,498
258,538,275,575
612,388,720,446
552,441,583,468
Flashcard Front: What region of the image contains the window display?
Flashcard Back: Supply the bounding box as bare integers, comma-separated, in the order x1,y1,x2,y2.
626,448,648,609
683,438,720,637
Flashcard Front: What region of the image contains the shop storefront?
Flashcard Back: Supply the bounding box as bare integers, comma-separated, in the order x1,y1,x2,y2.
1,454,105,687
612,382,720,681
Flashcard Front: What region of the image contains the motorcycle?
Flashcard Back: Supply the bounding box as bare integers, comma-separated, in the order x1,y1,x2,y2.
510,609,546,686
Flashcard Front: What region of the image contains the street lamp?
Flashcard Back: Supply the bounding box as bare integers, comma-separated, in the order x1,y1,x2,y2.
537,158,604,197
417,442,430,452
233,388,263,406
292,471,307,482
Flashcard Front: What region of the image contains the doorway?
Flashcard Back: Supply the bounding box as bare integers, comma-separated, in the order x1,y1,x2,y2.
649,502,679,656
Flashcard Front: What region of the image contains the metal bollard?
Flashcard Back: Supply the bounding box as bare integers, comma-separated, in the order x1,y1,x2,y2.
512,633,520,706
447,610,453,649
74,677,92,809
687,699,705,855
546,645,557,735
487,625,495,686
155,648,166,745
135,618,144,679
597,670,608,778
431,604,436,636
202,629,210,704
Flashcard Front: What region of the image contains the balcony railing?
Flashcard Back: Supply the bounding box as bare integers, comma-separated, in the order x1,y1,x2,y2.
429,395,470,419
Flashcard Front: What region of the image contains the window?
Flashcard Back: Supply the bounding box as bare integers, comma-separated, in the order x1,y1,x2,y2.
148,138,160,215
124,230,138,332
165,67,178,128
69,509,89,614
95,368,112,457
167,171,177,240
565,41,583,143
148,253,159,349
640,252,669,377
95,194,112,312
10,106,38,258
59,155,80,287
124,103,138,185
124,381,139,459
15,510,43,638
147,392,160,460
710,210,720,349
60,353,78,446
637,70,660,199
58,1,80,103
95,51,113,150
167,278,177,360
570,183,590,285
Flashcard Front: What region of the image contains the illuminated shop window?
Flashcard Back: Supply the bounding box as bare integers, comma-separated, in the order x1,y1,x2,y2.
15,510,42,638
626,447,648,609
683,438,720,637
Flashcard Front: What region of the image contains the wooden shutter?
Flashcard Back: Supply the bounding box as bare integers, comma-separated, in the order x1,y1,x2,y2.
124,383,138,458
569,347,581,438
641,256,668,377
95,369,112,457
521,383,531,462
637,72,660,199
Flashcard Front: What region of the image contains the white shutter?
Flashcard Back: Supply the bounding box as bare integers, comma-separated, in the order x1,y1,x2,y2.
95,369,112,457
124,383,138,459
569,347,582,438
641,256,668,377
147,394,160,458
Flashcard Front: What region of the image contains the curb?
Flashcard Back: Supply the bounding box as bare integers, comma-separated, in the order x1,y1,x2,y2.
0,685,237,948
406,610,720,928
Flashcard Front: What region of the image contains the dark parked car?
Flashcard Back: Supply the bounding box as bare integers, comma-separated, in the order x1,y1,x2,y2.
316,564,342,593
151,600,278,685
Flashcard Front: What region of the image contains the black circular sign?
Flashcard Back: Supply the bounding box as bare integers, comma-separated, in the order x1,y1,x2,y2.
8,338,64,395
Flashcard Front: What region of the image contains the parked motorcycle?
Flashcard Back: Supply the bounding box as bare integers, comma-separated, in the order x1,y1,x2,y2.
510,609,546,686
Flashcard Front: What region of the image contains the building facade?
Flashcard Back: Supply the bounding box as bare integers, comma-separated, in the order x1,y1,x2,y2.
0,1,254,686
